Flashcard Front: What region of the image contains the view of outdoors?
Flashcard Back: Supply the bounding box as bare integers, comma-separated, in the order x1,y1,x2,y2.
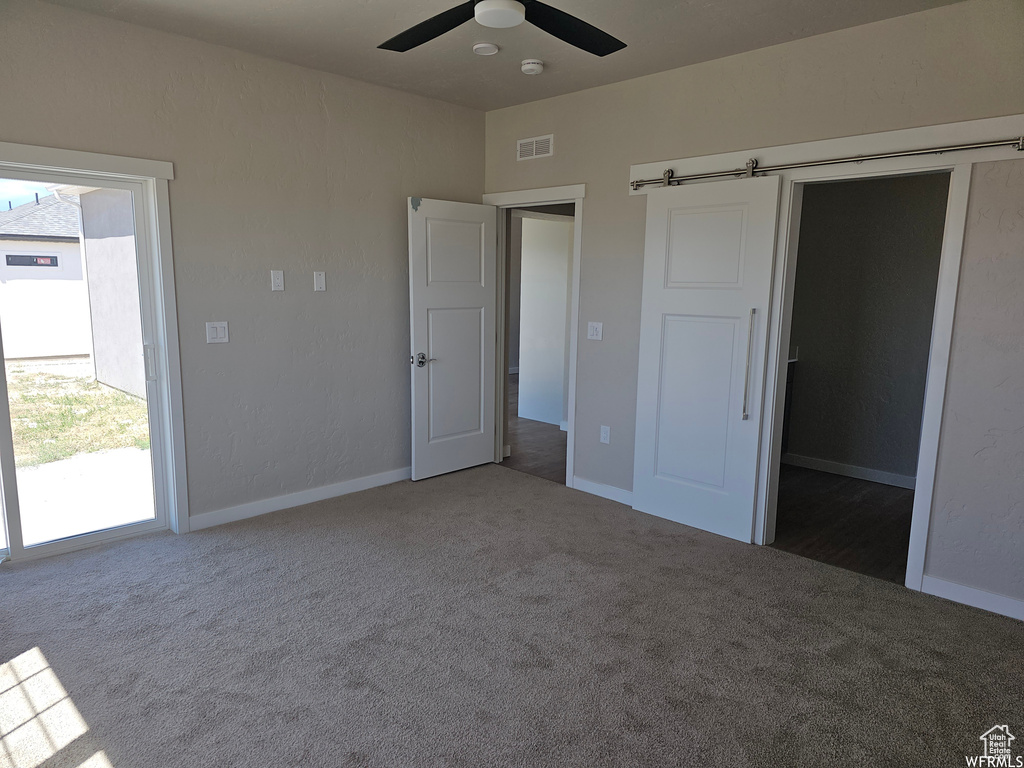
8,358,150,468
7,358,154,546
0,180,155,549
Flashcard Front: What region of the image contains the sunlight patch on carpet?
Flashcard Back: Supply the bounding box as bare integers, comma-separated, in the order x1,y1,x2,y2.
0,647,112,768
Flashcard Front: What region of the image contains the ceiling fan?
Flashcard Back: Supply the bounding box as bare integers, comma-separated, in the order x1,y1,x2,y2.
379,0,626,57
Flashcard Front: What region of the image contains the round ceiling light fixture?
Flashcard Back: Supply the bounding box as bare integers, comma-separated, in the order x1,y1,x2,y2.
474,0,526,29
473,42,500,56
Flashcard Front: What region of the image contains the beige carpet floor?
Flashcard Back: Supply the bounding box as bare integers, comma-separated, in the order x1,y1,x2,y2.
1,464,1021,767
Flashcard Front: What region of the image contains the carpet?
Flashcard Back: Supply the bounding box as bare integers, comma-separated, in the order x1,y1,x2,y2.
1,464,1021,767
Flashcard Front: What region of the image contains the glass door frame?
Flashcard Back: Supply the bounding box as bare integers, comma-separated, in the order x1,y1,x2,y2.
0,142,187,561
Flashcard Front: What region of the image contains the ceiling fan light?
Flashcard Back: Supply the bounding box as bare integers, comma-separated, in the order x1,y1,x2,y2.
474,0,526,29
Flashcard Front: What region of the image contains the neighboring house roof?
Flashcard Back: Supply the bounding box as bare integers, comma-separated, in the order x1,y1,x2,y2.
0,194,80,241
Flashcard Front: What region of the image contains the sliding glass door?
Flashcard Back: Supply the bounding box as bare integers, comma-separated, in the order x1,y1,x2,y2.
0,174,168,558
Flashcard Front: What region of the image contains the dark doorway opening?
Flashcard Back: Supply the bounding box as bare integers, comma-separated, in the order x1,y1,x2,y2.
771,172,951,583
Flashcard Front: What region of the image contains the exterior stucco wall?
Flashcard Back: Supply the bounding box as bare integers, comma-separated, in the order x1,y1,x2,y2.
81,188,147,398
0,0,485,516
0,239,92,359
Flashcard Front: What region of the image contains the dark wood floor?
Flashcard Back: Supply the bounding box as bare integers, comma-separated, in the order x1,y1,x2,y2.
502,373,567,484
771,464,914,584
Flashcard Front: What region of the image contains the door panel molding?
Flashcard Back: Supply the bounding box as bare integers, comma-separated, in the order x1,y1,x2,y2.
654,314,738,489
426,306,486,443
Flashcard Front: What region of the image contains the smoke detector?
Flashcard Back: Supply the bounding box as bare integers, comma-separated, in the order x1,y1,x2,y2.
473,42,500,56
521,59,544,75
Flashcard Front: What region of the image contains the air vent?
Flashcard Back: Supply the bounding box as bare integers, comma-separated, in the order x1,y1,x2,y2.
517,134,554,161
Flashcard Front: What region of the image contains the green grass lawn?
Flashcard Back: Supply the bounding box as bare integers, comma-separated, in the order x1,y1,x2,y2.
6,362,150,468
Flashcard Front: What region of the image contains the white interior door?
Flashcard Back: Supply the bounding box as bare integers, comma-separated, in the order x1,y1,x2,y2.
408,197,497,481
632,177,780,542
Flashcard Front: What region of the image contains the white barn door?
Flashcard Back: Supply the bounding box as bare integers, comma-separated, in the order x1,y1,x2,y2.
633,177,780,542
408,197,497,481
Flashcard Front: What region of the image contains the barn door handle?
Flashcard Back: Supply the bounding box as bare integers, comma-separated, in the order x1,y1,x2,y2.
741,308,756,421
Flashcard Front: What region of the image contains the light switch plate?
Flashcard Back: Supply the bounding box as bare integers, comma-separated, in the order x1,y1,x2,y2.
271,270,285,291
600,425,611,444
587,321,603,341
206,321,229,344
313,271,326,292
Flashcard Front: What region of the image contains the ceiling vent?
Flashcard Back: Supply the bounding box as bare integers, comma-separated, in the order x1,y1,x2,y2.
517,134,554,161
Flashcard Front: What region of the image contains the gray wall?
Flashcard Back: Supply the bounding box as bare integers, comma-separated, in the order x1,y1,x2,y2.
1,0,484,517
485,0,1023,494
785,174,949,479
81,188,147,398
926,158,1024,598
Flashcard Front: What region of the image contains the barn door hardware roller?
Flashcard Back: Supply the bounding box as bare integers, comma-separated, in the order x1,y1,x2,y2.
631,136,1024,191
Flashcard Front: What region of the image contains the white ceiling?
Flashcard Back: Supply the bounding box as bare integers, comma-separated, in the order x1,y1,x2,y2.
41,0,963,111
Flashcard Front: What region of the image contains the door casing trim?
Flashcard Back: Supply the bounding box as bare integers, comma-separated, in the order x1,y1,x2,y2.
483,185,585,487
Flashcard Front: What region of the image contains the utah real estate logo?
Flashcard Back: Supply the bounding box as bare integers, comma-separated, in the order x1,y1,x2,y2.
967,726,1022,767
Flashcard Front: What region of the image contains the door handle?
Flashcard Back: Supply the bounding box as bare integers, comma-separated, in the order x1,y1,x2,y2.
143,344,157,382
414,353,437,368
741,308,756,421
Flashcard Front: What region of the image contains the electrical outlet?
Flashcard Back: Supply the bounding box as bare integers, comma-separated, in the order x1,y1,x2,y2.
271,270,285,291
206,321,229,344
600,425,610,444
587,321,603,341
313,271,326,292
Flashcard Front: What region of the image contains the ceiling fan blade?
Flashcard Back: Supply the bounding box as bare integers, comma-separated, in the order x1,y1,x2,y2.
378,1,476,52
525,1,626,57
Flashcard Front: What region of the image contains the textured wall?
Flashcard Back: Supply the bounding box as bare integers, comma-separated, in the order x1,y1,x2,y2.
926,159,1024,599
786,174,949,479
485,0,1024,492
0,0,484,516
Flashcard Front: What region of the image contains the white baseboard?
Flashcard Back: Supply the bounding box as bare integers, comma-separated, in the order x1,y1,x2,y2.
559,420,568,432
921,575,1024,621
189,467,412,531
503,444,511,458
571,476,633,506
508,367,519,375
781,453,915,489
